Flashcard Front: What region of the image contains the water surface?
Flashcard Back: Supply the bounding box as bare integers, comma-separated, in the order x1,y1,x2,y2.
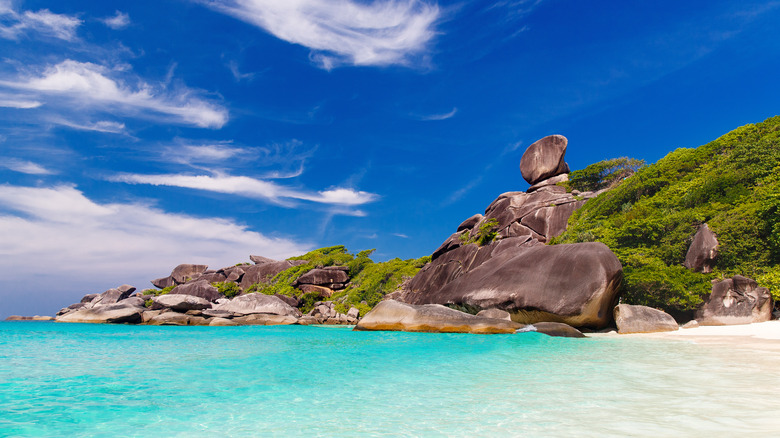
1,321,778,437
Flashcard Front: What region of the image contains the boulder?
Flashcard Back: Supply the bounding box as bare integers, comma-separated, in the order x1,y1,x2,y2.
517,322,586,338
91,287,134,306
147,312,190,326
80,293,99,303
239,260,306,291
520,135,569,185
141,310,165,323
613,304,678,334
296,268,349,286
198,272,228,284
683,224,719,273
222,266,245,283
250,255,276,265
354,300,522,334
153,294,212,312
476,308,511,321
682,320,700,329
5,315,54,321
188,316,210,326
209,317,238,326
431,231,467,261
298,284,334,298
457,214,484,232
401,241,623,329
346,307,360,323
151,276,175,289
694,275,772,325
519,201,585,242
232,314,298,325
202,309,234,319
213,293,302,317
122,297,146,308
274,294,301,308
117,284,136,294
170,280,221,302
527,173,569,192
58,303,86,316
170,264,208,284
56,302,143,324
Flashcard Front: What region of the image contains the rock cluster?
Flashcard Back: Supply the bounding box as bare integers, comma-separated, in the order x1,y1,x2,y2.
683,223,719,273
390,135,623,330
54,256,362,326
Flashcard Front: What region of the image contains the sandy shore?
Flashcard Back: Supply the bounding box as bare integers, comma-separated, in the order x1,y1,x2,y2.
592,320,780,351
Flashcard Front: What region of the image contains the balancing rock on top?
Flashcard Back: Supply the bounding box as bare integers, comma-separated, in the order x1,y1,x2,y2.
520,135,570,185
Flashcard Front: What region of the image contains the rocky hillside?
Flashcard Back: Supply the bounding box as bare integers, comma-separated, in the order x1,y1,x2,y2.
553,115,780,317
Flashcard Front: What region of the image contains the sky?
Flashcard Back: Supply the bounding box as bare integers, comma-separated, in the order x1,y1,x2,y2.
2,0,780,317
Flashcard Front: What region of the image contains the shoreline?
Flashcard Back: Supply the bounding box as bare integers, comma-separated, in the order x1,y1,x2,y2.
591,320,780,351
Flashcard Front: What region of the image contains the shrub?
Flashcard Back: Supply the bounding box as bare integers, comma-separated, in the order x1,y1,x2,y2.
142,285,174,296
212,281,241,298
566,157,645,192
459,218,499,246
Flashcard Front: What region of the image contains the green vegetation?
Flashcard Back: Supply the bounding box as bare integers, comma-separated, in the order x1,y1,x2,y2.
141,285,174,296
564,157,645,192
247,245,430,315
552,116,780,313
459,218,500,246
212,281,241,298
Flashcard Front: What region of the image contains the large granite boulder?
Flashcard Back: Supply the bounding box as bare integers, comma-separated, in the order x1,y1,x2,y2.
151,276,175,289
296,268,349,286
400,240,623,329
80,293,99,303
694,275,772,325
56,302,144,324
354,300,522,334
232,314,298,325
239,260,307,291
170,280,221,302
250,255,276,264
153,294,212,312
683,223,719,273
520,135,569,185
213,293,302,317
170,264,208,284
614,304,678,334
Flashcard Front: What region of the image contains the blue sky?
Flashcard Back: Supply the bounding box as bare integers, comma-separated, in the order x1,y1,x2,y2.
2,0,780,317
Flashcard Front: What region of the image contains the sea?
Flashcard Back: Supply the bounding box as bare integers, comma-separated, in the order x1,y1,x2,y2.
1,321,779,437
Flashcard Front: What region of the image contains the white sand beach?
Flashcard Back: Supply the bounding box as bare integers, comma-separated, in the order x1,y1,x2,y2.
597,320,780,351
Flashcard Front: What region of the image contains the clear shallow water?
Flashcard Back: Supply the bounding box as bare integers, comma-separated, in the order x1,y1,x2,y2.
1,322,779,437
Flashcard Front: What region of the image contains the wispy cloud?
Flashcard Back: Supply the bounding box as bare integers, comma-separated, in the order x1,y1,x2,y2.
110,172,379,207
0,98,42,108
0,184,311,309
101,11,130,30
417,107,457,121
0,60,228,128
51,118,127,134
393,233,409,238
0,158,54,175
195,0,440,69
227,60,256,81
0,4,82,41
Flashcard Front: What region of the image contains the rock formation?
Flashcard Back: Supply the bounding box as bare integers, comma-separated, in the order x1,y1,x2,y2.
694,275,772,325
683,223,719,273
613,304,679,334
392,135,624,329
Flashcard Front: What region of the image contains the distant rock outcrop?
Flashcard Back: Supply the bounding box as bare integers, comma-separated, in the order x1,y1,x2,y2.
695,275,772,325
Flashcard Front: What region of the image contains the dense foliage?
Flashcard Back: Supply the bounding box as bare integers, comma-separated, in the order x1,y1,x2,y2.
564,157,646,192
459,218,499,246
552,116,780,313
248,245,430,315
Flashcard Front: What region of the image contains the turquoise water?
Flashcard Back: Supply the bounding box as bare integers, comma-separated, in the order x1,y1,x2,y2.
1,322,779,437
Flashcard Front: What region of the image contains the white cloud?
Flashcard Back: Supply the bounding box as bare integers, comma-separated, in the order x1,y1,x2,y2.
418,107,457,121
102,11,130,30
0,184,312,314
52,118,127,133
111,172,379,207
0,5,82,41
0,60,228,128
196,0,440,68
0,158,54,175
393,233,409,238
0,98,42,108
166,143,244,165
